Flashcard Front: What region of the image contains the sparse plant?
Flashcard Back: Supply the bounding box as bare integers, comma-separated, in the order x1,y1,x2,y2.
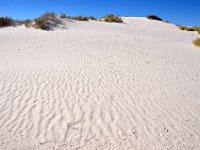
179,26,194,31
0,17,14,27
24,19,32,27
59,13,67,19
179,25,200,34
102,14,123,23
34,12,57,30
88,16,96,20
67,16,97,21
73,16,88,21
193,27,200,34
15,19,32,27
193,38,200,47
146,15,163,21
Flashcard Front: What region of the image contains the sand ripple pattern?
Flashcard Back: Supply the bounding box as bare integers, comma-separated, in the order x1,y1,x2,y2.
0,18,200,150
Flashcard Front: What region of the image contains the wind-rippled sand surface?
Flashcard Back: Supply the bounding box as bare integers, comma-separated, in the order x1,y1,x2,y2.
0,17,200,150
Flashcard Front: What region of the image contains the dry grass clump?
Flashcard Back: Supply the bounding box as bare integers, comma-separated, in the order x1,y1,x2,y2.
102,15,122,23
0,17,14,27
34,12,57,30
146,15,163,21
193,38,200,47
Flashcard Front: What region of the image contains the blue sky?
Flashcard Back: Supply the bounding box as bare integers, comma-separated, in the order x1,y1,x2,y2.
0,0,199,26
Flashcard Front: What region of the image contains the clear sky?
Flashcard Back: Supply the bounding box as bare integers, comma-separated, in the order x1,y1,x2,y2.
0,0,199,26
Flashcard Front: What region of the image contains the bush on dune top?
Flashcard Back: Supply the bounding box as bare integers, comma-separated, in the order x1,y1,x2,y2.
146,15,163,21
34,12,57,30
102,14,123,23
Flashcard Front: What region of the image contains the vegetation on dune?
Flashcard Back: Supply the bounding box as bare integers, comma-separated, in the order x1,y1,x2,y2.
14,19,32,27
0,17,14,27
0,17,33,28
88,16,96,20
59,13,96,21
178,25,200,34
67,16,96,21
193,38,200,47
0,12,96,30
1,12,200,48
34,12,58,30
59,13,67,19
102,14,123,23
178,25,200,47
70,16,89,21
23,20,32,27
179,26,195,31
1,13,122,30
146,15,163,21
190,27,200,33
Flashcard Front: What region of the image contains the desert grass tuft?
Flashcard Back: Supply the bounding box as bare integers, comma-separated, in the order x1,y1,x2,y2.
101,15,122,23
193,38,200,47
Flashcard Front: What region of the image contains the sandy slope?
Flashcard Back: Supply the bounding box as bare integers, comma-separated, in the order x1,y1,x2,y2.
0,17,200,150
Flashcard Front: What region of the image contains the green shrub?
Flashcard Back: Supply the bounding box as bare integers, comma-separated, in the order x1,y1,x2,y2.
34,18,49,30
34,12,57,30
0,17,14,27
193,38,200,47
147,15,163,21
41,12,56,19
102,15,122,23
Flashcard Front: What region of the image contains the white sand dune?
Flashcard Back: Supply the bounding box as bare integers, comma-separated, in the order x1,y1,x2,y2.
0,17,200,150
